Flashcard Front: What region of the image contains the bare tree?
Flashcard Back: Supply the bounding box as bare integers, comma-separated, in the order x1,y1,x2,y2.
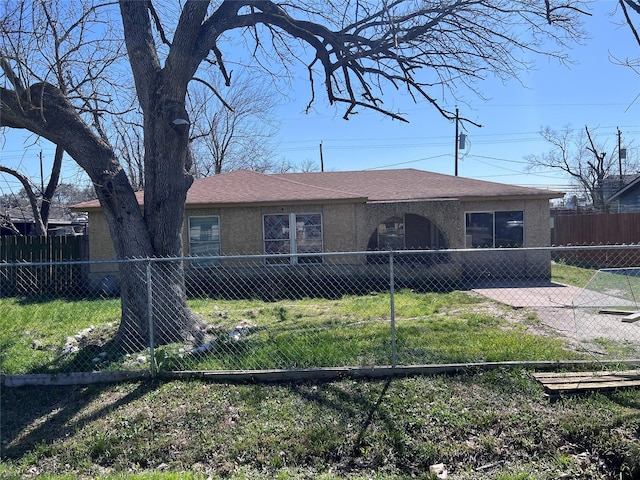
189,75,280,176
525,126,628,210
0,143,65,235
1,0,591,349
0,0,119,235
0,165,47,235
620,0,640,48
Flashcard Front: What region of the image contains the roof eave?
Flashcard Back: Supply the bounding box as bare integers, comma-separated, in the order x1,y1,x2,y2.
185,197,368,209
461,193,564,201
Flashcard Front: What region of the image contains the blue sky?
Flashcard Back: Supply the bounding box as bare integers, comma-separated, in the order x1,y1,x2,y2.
1,0,638,197
271,0,639,193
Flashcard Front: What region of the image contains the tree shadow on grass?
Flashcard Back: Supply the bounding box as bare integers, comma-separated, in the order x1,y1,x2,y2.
26,329,147,375
289,378,404,470
0,380,158,460
43,337,130,374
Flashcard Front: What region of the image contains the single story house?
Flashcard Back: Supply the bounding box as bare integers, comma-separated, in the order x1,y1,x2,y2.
605,174,640,213
73,168,563,293
0,207,87,236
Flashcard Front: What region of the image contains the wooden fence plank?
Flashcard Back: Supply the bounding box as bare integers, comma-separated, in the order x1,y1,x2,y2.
552,212,640,246
0,235,88,295
551,212,640,267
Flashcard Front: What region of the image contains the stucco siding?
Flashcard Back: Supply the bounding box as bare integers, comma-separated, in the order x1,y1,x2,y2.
360,200,462,250
459,198,551,247
82,194,553,291
459,198,552,279
85,197,552,261
86,211,116,261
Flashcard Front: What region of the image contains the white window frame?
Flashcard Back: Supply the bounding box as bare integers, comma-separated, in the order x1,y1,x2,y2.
263,213,323,264
465,210,524,248
188,215,221,265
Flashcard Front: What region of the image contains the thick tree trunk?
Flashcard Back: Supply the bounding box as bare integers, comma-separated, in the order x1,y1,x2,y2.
117,259,205,350
104,104,204,350
85,149,203,351
1,81,204,351
114,73,206,350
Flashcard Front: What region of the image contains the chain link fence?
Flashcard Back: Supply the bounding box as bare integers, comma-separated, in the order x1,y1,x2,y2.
2,245,640,377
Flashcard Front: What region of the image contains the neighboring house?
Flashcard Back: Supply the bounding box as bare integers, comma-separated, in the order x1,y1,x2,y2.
72,168,562,290
605,174,640,213
0,207,87,236
603,175,634,202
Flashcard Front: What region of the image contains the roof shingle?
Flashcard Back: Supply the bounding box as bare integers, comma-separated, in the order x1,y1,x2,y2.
73,168,562,210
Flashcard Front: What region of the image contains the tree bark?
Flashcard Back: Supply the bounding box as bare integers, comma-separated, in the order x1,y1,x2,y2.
116,1,206,349
1,81,205,350
40,145,64,228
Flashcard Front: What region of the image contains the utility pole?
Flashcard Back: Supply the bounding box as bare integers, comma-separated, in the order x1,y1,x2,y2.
454,107,459,176
618,127,623,176
618,127,626,191
39,151,44,194
319,141,324,172
453,108,480,176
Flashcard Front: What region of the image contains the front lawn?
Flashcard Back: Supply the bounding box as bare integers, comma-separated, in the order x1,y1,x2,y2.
0,289,582,375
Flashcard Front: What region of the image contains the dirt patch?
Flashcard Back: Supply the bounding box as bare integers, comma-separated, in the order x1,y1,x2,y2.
522,305,640,358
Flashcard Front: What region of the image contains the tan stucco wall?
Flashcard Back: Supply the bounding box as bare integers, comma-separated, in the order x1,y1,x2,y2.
83,196,553,287
84,210,118,282
459,198,552,278
183,203,359,255
356,197,551,250
459,198,551,247
357,199,463,250
86,197,551,261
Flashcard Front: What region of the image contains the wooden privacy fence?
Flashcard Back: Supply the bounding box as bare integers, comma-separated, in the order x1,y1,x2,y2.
551,212,640,267
0,235,87,262
0,236,89,296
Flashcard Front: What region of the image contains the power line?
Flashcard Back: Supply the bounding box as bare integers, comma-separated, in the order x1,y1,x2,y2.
367,154,451,170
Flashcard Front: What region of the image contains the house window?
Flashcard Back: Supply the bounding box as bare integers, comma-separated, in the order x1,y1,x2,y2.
263,213,323,264
377,217,405,250
465,211,523,248
188,216,221,264
367,214,450,264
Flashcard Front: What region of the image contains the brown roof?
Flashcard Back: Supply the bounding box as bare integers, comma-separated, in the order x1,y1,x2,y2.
187,169,366,205
73,168,562,209
273,169,562,202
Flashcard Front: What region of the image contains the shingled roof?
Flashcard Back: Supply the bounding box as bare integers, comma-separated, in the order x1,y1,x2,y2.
273,169,562,202
73,168,562,210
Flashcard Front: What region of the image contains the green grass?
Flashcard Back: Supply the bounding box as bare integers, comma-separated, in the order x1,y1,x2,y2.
0,290,583,375
1,279,638,479
1,370,639,479
0,297,121,374
551,261,596,288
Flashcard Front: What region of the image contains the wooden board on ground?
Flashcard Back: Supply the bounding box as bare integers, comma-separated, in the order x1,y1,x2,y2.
533,370,640,394
595,309,640,323
622,312,640,323
598,308,636,315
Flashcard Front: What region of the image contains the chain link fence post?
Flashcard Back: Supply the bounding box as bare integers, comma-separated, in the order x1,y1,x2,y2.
147,260,156,378
389,250,397,368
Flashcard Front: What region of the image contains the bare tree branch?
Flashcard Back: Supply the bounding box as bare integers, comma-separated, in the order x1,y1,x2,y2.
192,76,235,112
38,145,65,227
0,165,47,235
620,0,640,46
526,125,622,211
